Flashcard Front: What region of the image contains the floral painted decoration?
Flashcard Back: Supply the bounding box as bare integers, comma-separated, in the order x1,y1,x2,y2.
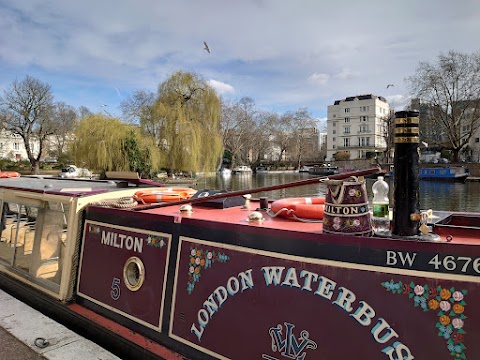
382,280,467,359
146,235,167,248
89,225,101,234
187,248,230,294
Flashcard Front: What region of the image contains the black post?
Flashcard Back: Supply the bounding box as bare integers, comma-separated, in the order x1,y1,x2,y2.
392,111,420,236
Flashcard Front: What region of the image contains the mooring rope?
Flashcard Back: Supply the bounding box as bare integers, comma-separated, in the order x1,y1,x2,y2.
265,208,323,223
90,197,138,208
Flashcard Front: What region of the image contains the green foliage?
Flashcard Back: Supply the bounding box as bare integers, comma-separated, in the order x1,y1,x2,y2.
154,71,223,172
71,114,162,174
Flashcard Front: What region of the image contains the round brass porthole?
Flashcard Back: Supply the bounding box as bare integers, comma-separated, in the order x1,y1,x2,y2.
123,257,145,291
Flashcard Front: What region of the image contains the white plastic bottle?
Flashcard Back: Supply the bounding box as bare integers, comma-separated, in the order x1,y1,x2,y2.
372,176,390,235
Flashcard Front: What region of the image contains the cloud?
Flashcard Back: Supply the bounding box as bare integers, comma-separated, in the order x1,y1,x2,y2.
1,1,480,119
334,68,360,80
308,73,330,85
207,79,235,95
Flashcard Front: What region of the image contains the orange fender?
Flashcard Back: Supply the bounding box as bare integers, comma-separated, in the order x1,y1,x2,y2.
270,197,325,220
133,187,197,204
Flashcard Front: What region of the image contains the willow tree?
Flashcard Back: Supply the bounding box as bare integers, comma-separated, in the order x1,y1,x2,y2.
71,114,163,176
155,71,223,173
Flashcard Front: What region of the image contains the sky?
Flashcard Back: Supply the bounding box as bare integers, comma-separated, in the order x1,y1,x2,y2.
1,0,480,126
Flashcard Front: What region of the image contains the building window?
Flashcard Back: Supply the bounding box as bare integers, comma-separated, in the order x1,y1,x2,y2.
343,138,350,147
360,106,369,112
344,108,350,113
333,144,336,149
360,116,368,122
333,114,336,118
344,127,350,134
333,137,336,142
359,124,369,133
333,130,336,134
333,122,336,127
475,138,479,143
344,117,350,123
13,143,20,150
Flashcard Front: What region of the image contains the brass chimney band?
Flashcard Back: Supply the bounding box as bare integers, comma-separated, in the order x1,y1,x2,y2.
394,136,419,143
395,117,419,125
394,127,419,135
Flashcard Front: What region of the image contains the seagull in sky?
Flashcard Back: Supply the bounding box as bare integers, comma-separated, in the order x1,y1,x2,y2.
386,84,394,89
203,41,211,54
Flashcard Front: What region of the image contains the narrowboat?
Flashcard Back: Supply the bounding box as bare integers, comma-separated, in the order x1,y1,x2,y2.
419,166,470,182
389,166,470,182
0,113,479,360
308,164,339,176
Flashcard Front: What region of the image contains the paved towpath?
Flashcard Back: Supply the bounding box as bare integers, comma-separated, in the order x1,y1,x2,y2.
0,289,120,360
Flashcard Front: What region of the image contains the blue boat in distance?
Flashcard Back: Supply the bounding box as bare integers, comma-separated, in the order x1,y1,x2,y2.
390,166,469,182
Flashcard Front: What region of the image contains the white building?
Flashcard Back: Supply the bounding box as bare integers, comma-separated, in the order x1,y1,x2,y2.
326,94,390,161
0,130,41,161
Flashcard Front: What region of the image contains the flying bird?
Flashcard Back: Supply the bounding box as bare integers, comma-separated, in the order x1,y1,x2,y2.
203,41,211,54
386,84,394,89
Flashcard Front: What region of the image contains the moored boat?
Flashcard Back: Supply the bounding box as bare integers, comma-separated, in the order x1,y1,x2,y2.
389,166,470,182
420,166,469,182
0,111,480,360
232,165,252,174
308,164,339,176
254,165,269,174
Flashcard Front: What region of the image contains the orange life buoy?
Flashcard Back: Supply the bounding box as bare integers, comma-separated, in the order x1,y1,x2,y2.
133,187,197,204
270,197,325,220
0,171,20,178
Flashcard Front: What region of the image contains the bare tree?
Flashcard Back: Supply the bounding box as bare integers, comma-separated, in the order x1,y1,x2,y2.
221,97,257,168
78,106,93,119
407,51,480,161
270,112,293,162
48,102,78,161
120,90,160,135
289,108,317,168
0,75,55,173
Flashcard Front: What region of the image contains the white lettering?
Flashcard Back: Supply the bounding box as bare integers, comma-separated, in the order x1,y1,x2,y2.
134,237,143,253
261,266,285,286
398,252,417,267
372,318,399,344
314,276,336,300
203,294,218,317
198,309,209,328
332,287,356,312
99,230,143,254
382,341,414,360
191,323,204,341
101,231,113,246
227,277,240,296
386,250,397,265
281,267,301,288
350,301,375,326
300,270,318,292
214,286,228,307
125,235,133,250
238,270,254,292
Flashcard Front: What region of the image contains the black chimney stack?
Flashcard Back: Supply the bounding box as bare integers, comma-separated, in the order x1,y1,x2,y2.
392,110,420,236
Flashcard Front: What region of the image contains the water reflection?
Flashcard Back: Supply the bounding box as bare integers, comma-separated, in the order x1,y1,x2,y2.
197,173,480,212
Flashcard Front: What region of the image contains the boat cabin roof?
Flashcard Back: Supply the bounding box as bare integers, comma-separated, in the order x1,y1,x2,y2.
0,175,157,197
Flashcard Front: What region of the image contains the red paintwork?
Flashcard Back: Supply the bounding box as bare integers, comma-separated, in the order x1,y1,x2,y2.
68,304,183,360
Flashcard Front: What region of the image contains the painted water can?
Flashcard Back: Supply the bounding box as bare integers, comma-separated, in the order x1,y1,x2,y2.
323,176,372,235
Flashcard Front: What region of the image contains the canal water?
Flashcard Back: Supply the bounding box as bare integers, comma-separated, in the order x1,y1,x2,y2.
196,172,480,212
